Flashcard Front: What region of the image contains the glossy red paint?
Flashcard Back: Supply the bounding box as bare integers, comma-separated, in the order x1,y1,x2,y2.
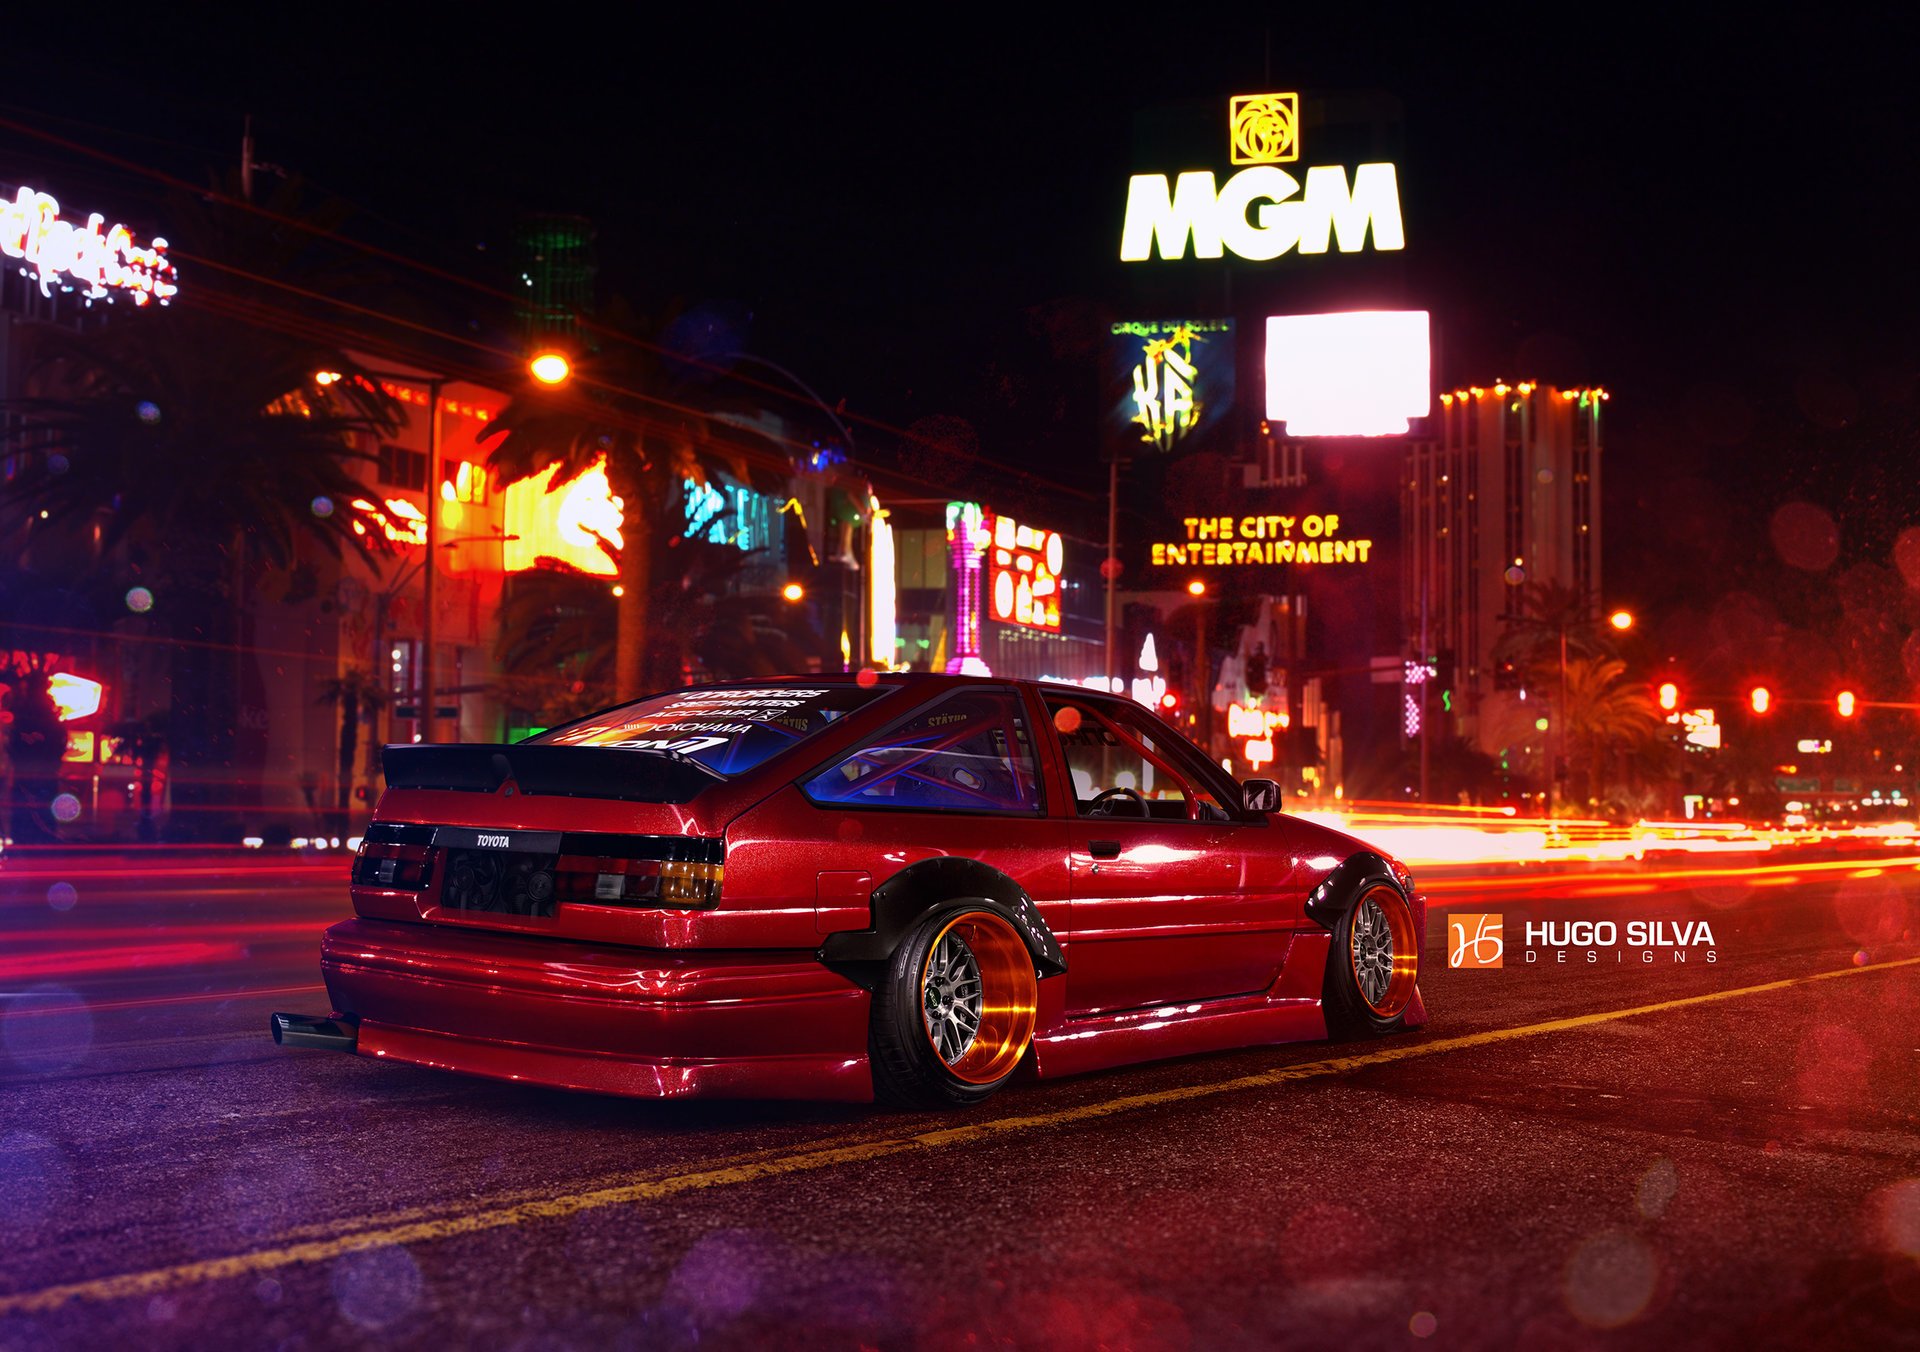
303,674,1429,1101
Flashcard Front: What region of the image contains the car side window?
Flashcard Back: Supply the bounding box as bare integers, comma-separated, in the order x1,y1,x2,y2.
1045,698,1230,822
802,689,1043,815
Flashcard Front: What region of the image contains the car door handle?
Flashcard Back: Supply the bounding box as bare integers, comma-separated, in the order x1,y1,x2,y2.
1088,840,1122,859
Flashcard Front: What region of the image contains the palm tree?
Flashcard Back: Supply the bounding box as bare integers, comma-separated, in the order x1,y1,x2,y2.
1,309,402,837
493,563,618,723
493,511,814,727
1491,580,1615,688
317,666,387,827
1560,655,1665,810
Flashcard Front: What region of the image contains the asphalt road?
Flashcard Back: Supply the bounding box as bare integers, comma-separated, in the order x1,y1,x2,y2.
3,845,1919,1350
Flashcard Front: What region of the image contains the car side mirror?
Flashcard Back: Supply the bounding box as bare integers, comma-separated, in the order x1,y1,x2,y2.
1242,779,1281,814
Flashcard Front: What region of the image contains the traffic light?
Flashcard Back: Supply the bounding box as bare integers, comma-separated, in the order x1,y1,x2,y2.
1837,690,1857,718
1657,681,1679,712
1749,686,1771,714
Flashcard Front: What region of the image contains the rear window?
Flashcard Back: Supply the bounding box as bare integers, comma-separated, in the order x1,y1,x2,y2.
530,684,891,776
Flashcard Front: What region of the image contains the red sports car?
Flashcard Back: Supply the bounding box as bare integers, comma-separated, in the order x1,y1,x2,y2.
274,674,1427,1107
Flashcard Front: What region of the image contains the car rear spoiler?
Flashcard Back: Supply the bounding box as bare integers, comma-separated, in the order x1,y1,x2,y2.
380,743,718,804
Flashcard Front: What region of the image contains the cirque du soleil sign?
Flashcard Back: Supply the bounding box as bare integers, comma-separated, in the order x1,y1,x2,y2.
1120,92,1404,263
1151,513,1374,569
1114,319,1233,454
0,185,179,306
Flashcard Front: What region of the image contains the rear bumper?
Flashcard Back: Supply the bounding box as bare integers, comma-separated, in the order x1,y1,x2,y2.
318,917,874,1101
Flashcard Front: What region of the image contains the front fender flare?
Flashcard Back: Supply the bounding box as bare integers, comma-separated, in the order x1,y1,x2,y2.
818,856,1066,982
1303,851,1405,930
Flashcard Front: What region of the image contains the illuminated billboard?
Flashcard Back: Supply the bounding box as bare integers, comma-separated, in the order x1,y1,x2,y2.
503,459,624,576
987,513,1064,631
1110,320,1234,455
1265,311,1431,436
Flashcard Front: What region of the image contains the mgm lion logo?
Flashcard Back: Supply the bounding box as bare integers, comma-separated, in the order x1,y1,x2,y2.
1229,92,1299,165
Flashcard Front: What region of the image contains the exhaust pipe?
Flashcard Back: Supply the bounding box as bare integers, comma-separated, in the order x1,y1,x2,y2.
271,1012,358,1052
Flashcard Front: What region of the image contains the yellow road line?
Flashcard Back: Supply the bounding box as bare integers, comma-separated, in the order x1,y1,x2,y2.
5,954,1918,1316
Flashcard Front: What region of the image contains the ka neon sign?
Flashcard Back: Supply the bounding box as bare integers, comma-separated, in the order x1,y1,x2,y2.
0,185,179,306
1119,92,1405,263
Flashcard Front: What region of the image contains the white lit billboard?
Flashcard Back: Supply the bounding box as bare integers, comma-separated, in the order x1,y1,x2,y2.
1264,311,1431,436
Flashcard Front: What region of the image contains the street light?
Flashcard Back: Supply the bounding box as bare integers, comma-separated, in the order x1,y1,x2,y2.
529,351,571,385
1609,609,1634,631
1187,580,1210,750
782,582,805,603
1750,686,1772,715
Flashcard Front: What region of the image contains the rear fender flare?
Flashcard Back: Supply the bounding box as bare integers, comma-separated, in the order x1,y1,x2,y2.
819,856,1065,983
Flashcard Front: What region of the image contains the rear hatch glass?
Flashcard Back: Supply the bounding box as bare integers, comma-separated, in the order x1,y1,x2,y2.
528,682,892,777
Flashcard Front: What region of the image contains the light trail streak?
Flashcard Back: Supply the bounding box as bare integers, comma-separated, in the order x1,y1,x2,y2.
1298,806,1918,869
1421,852,1920,899
0,941,249,981
0,983,324,1019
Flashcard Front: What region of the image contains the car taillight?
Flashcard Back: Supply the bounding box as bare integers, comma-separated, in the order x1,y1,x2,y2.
554,855,724,909
352,841,433,891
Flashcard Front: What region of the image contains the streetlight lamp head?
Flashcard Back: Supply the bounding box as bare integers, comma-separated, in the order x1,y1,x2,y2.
1187,579,1207,597
782,582,805,603
314,370,342,386
1609,609,1634,631
529,352,571,385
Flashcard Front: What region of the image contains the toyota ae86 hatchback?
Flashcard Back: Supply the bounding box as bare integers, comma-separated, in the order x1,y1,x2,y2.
274,674,1427,1108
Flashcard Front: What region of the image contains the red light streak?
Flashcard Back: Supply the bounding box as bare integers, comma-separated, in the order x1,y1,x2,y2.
0,983,324,1020
0,940,247,981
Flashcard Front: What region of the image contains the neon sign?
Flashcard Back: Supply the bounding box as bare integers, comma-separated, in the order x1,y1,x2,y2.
1227,700,1288,767
1131,633,1167,710
944,502,991,675
1151,514,1374,568
1679,709,1721,750
870,497,897,668
350,497,427,547
987,514,1063,632
1230,93,1298,164
48,672,104,721
1119,93,1404,263
1110,320,1234,456
0,185,179,306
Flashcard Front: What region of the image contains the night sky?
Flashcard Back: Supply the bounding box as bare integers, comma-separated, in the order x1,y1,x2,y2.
7,10,1918,618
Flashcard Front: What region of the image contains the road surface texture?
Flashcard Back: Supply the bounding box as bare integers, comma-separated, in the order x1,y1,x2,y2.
3,844,1918,1349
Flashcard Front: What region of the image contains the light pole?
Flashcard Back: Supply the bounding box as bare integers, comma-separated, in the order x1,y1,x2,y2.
1550,606,1631,815
367,529,516,765
1104,454,1122,690
320,366,448,741
1188,579,1210,754
715,351,869,669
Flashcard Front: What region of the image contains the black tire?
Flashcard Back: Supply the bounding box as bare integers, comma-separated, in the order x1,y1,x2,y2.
1322,882,1420,1040
869,905,1039,1109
